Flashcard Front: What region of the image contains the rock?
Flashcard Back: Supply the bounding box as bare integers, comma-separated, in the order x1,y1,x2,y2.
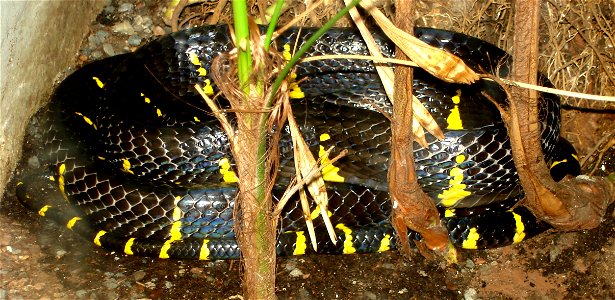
465,259,475,269
75,290,88,299
464,288,478,300
132,15,153,32
296,287,311,299
141,16,153,29
363,291,378,300
289,268,303,278
55,250,67,258
102,44,115,56
88,31,107,49
133,270,146,281
117,2,134,13
27,156,39,168
153,26,166,36
95,30,109,40
127,35,142,46
103,5,115,14
112,21,135,35
80,48,92,57
132,15,144,30
103,278,118,289
380,263,395,269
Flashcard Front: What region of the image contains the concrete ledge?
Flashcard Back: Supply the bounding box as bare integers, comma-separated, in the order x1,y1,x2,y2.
0,1,105,198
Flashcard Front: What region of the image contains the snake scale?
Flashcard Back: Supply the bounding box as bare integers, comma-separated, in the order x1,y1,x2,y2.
16,25,581,260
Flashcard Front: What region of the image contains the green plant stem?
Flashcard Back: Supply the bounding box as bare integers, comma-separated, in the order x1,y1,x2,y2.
232,0,251,94
267,0,362,107
254,1,288,237
263,0,287,51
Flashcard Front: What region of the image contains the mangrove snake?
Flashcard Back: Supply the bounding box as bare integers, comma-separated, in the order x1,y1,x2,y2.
16,26,581,260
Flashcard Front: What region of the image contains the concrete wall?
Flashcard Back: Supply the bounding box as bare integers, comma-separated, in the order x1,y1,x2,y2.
1,1,105,199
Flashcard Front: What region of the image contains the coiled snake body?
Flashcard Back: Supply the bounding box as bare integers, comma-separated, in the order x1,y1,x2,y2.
16,26,580,259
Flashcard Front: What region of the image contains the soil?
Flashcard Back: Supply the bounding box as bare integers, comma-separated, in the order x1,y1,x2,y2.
2,187,614,299
1,1,614,299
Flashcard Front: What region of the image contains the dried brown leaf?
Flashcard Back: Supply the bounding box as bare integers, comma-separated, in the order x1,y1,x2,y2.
286,98,337,247
361,0,479,84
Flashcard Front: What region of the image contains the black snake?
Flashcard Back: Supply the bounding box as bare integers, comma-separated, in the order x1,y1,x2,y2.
16,26,580,260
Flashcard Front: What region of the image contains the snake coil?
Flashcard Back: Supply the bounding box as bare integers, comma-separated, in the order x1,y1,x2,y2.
16,26,580,260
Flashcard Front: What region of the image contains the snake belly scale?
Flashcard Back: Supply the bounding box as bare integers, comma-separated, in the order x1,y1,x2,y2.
15,26,580,260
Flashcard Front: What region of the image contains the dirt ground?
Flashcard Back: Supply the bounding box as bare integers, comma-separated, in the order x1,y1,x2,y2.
2,186,614,299
2,1,614,299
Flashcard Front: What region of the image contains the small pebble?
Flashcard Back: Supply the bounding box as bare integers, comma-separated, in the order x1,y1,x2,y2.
87,34,103,49
283,263,296,272
141,16,153,29
127,35,142,46
288,268,303,278
55,250,67,258
133,270,146,281
90,50,103,60
75,290,88,299
153,26,166,36
96,30,109,39
464,288,478,300
103,5,115,14
296,287,311,299
27,156,39,168
164,281,173,289
549,247,561,262
132,15,152,32
465,259,475,269
80,48,91,57
0,289,7,300
95,32,109,46
380,263,395,269
104,278,118,289
132,15,144,29
117,2,134,13
112,21,135,35
102,44,115,56
364,291,377,300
